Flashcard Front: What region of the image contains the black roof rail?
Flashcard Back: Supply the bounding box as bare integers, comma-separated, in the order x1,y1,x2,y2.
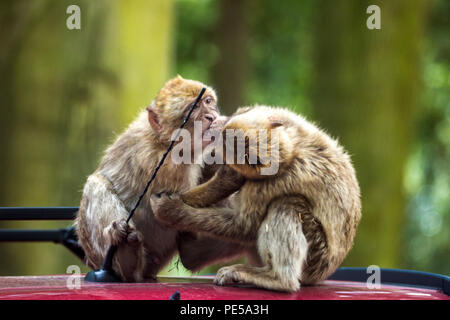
0,207,84,261
0,207,78,220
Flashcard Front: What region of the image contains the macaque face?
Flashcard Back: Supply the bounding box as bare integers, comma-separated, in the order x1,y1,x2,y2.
216,108,291,178
147,76,220,150
187,94,220,149
171,93,220,152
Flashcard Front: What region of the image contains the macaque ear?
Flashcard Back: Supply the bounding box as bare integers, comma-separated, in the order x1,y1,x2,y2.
146,106,161,131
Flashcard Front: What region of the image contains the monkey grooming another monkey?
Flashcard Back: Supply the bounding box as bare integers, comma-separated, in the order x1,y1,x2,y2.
76,76,246,282
150,106,362,292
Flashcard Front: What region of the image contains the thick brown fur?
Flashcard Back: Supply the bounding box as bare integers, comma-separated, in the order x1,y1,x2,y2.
75,76,246,281
151,106,361,291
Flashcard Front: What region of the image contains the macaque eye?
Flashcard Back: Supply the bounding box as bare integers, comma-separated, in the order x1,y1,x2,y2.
205,97,213,105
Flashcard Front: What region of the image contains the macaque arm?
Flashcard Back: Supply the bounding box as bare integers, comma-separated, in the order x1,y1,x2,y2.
151,194,258,243
181,166,245,208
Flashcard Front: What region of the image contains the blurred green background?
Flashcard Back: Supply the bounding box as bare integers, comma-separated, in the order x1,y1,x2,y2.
0,0,448,277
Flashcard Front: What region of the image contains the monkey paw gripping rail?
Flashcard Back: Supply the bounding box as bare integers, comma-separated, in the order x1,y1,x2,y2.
0,207,448,300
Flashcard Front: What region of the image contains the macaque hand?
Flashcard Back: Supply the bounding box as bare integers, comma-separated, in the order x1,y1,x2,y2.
103,218,143,247
150,193,184,226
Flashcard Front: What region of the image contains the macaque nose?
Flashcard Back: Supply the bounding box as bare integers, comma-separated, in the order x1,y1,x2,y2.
209,115,230,130
204,114,216,123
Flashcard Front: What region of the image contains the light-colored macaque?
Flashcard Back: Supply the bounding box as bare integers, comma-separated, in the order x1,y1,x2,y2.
151,106,361,292
76,76,246,281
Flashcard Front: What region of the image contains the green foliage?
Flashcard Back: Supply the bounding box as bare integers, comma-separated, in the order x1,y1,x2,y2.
175,0,314,114
403,0,450,274
174,0,219,83
244,0,314,112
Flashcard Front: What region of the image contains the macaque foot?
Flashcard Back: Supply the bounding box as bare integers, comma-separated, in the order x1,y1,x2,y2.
103,218,143,247
215,264,300,292
150,192,184,225
214,265,246,286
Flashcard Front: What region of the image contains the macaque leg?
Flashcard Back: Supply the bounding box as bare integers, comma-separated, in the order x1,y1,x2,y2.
181,166,245,208
102,218,146,283
177,232,247,272
214,198,308,292
79,174,145,282
113,231,146,282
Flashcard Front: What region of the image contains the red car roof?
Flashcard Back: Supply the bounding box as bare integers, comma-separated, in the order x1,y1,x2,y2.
0,275,448,300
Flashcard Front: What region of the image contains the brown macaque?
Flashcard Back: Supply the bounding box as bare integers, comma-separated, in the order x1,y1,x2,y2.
75,76,245,282
150,106,361,292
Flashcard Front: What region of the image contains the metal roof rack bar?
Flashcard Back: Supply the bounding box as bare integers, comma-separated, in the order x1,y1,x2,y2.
0,207,78,220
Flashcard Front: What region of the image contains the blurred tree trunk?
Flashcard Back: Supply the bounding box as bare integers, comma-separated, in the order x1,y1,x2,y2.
312,0,428,267
212,0,249,114
0,0,173,275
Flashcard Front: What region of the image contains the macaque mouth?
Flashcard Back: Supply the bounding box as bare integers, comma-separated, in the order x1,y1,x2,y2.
202,123,215,143
202,116,229,145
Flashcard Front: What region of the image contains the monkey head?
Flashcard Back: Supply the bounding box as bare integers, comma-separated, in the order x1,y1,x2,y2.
146,75,219,148
213,106,296,179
